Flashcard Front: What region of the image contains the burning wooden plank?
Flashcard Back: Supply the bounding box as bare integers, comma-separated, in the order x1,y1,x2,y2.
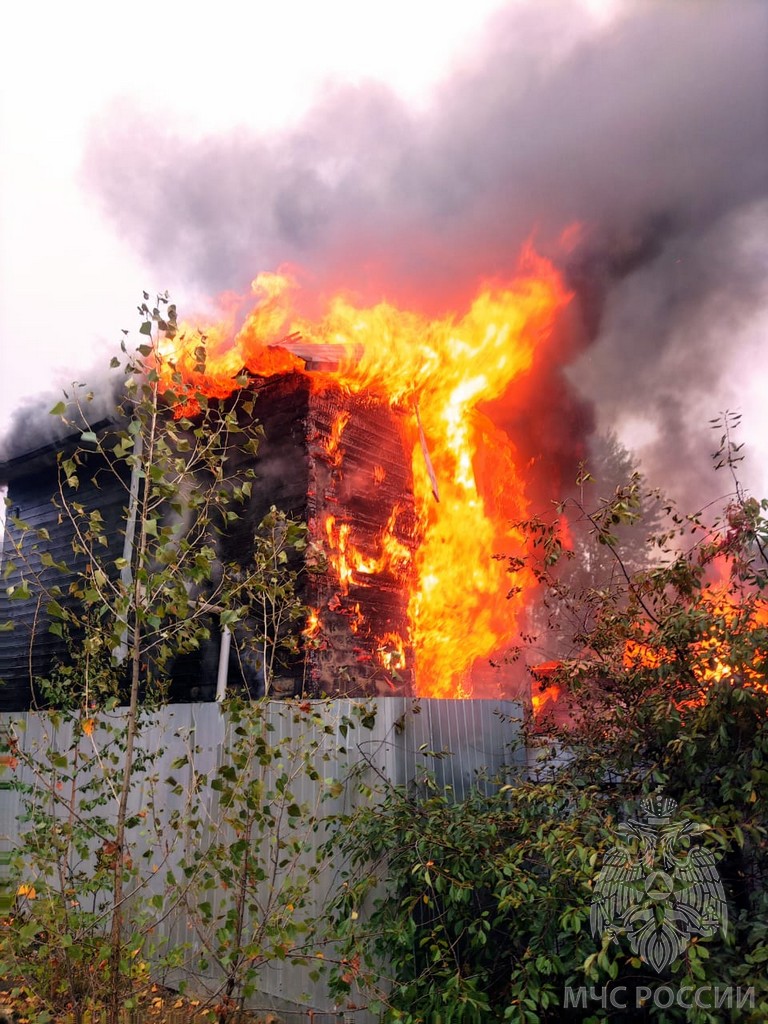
304,380,417,697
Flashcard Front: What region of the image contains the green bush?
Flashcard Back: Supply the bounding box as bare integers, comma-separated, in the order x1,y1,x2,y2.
328,420,768,1023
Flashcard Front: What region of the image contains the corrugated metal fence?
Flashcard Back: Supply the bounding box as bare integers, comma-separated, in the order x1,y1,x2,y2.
0,698,524,1021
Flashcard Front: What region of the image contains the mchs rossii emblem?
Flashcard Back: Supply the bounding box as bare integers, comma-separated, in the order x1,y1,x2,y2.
590,795,728,972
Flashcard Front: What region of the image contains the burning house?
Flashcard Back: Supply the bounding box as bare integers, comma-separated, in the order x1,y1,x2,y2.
0,375,417,708
218,366,421,700
0,255,571,709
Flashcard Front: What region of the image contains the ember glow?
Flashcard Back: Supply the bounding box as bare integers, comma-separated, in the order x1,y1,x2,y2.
531,685,561,717
157,247,571,698
623,585,768,699
530,660,563,718
689,588,768,695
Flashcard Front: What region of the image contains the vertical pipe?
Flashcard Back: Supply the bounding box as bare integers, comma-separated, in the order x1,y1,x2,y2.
115,431,143,663
216,623,231,702
0,484,8,570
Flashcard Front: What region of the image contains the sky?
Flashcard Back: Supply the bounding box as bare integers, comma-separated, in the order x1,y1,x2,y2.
1,0,767,512
0,0,510,412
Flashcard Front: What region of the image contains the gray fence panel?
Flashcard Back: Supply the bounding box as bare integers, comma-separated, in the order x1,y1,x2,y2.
0,698,523,1021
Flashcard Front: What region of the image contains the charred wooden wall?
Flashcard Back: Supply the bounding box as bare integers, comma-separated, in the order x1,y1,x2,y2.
213,373,312,565
183,373,314,702
305,382,418,697
0,372,418,708
207,372,418,699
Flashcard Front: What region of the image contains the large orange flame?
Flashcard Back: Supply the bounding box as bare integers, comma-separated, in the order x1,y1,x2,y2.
156,247,571,698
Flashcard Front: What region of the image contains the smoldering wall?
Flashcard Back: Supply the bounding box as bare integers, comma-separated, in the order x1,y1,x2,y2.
80,0,768,511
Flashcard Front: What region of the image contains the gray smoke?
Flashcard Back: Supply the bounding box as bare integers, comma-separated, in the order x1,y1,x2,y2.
80,0,768,510
0,367,126,464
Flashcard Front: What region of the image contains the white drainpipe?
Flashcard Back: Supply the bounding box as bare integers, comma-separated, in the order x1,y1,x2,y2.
215,623,231,702
115,431,142,663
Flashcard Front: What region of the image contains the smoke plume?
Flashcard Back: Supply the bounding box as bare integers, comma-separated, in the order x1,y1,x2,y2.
80,0,768,510
0,369,126,464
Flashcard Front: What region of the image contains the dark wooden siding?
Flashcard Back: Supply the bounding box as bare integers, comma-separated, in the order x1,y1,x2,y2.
0,447,128,710
167,373,313,702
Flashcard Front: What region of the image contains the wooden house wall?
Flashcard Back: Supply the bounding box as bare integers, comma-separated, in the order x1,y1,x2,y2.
305,383,418,698
0,449,128,711
0,373,417,708
174,374,313,702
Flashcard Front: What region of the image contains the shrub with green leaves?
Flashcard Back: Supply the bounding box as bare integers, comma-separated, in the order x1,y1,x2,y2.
328,417,768,1023
0,296,317,1024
